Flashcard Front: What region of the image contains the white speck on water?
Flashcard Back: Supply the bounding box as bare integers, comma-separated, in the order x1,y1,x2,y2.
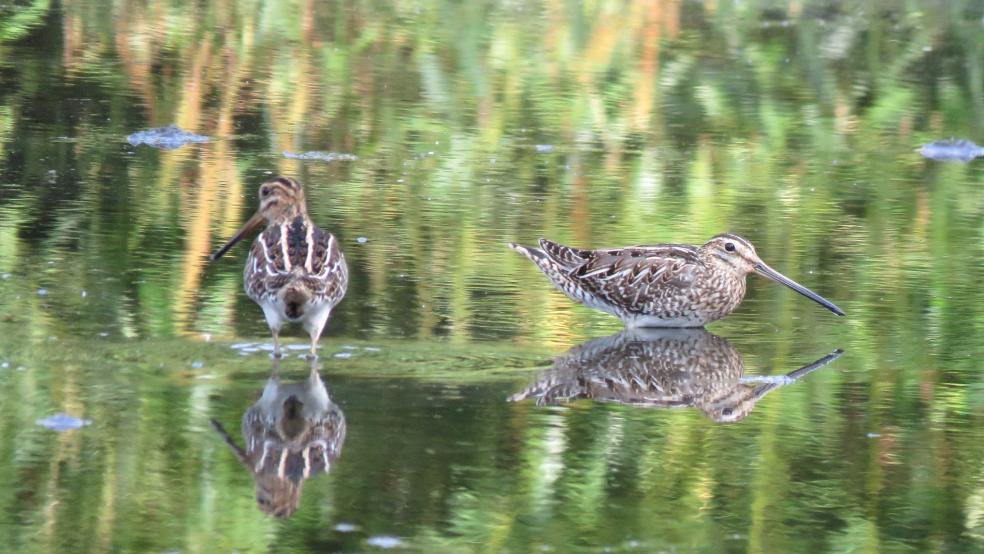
201,333,212,342
396,179,404,183
922,46,932,52
0,273,10,280
364,346,381,352
37,288,48,297
490,158,496,165
342,345,357,350
98,332,109,338
535,144,555,153
80,290,87,298
367,536,405,549
191,360,204,369
867,433,882,438
334,351,353,359
0,361,9,369
357,236,369,243
334,522,359,533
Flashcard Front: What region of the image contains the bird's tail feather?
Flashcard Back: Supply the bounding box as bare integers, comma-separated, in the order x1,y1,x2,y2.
281,284,311,320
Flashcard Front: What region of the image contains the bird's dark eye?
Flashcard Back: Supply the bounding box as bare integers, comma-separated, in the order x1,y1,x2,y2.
725,242,736,252
261,187,271,198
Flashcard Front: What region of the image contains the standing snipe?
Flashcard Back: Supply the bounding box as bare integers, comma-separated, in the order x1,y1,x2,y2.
210,176,348,357
508,233,843,327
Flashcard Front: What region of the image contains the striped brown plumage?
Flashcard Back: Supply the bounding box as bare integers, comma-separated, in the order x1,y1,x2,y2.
510,328,843,423
509,233,844,327
211,176,348,357
210,364,346,518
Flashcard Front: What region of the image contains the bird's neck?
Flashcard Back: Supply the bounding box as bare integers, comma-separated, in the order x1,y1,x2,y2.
270,204,309,224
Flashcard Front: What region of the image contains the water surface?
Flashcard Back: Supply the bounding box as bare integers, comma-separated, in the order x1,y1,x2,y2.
1,1,984,552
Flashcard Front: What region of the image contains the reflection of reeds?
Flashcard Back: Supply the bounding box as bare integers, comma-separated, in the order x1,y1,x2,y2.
2,1,982,345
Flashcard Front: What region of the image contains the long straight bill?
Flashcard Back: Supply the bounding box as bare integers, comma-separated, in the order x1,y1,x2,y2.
754,263,845,316
210,212,265,261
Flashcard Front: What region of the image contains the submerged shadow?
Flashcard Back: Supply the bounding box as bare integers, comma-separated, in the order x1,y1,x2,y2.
510,328,842,423
210,359,346,518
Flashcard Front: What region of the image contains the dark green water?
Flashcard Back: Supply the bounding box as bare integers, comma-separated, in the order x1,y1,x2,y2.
2,1,984,552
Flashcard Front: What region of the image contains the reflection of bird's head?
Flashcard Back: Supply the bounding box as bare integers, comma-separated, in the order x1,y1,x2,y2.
254,473,303,519
695,386,761,424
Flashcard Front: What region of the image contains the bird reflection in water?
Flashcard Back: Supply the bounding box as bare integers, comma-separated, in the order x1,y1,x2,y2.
511,329,842,423
210,360,346,518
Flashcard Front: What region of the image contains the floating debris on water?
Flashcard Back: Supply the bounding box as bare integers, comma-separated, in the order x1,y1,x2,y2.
37,288,48,297
866,432,882,438
127,125,210,150
334,523,359,533
36,413,91,431
282,151,359,162
357,236,369,244
366,536,405,549
917,138,984,162
534,144,556,153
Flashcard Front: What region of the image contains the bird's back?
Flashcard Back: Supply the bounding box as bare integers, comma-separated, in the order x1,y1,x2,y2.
244,215,348,308
512,238,743,325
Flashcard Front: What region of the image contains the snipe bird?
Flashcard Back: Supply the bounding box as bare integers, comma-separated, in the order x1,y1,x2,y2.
210,361,346,518
210,177,347,357
508,233,844,327
510,328,843,423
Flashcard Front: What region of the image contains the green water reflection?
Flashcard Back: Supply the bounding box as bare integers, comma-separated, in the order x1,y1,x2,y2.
2,0,984,552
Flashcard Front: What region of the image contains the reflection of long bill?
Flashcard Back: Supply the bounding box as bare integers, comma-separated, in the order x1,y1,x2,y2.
754,263,845,316
210,211,266,261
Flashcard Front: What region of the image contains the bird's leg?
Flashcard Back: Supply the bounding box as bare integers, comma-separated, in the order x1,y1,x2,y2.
304,308,332,361
272,329,281,359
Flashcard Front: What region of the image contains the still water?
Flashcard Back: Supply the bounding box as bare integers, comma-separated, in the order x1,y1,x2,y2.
2,0,984,552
